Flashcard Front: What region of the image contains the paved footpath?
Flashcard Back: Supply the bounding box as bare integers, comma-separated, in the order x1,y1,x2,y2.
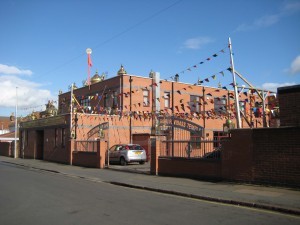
1,156,299,216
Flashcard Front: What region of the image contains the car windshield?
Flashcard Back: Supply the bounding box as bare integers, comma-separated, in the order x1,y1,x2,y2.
124,145,142,150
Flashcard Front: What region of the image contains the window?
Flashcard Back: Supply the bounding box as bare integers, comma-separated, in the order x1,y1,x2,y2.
104,93,111,108
55,128,58,147
80,97,90,108
164,92,170,108
61,128,66,147
143,90,150,106
112,91,118,108
191,130,201,149
21,130,27,148
26,130,28,147
213,131,228,148
190,95,200,113
104,93,107,108
214,97,227,115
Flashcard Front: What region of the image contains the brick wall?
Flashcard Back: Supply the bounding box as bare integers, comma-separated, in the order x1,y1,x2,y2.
157,125,300,187
72,151,98,168
222,127,300,187
278,85,300,127
158,157,222,180
0,142,12,157
43,128,70,164
222,129,254,182
72,141,106,168
252,127,300,187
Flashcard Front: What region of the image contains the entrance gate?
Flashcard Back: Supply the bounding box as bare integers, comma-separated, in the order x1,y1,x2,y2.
158,116,220,158
74,122,109,153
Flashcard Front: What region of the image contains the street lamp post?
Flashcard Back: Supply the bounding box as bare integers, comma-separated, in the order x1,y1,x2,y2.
14,87,18,158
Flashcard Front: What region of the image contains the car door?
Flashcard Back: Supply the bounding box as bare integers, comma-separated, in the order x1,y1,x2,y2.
110,145,124,162
109,145,118,162
114,145,124,162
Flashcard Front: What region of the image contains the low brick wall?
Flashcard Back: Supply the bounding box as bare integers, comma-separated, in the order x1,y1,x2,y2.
71,141,107,169
154,126,300,187
158,157,222,181
0,142,12,157
72,151,98,168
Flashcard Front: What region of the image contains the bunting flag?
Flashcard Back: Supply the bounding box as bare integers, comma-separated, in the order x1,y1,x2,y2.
67,79,268,124
196,67,229,85
163,46,227,81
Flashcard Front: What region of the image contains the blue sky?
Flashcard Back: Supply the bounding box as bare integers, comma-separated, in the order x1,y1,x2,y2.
0,0,299,117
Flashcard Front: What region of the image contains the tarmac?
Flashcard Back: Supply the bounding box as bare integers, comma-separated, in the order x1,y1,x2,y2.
1,156,299,216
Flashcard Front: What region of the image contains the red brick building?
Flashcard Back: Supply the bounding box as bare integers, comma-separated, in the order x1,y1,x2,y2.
14,67,300,187
18,65,267,164
58,65,266,139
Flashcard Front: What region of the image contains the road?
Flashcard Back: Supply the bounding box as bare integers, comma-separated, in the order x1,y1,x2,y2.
0,162,299,225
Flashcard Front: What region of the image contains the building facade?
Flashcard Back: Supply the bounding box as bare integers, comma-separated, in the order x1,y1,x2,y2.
19,65,268,164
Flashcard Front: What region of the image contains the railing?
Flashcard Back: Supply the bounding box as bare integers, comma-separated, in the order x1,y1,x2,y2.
160,139,222,159
74,140,98,152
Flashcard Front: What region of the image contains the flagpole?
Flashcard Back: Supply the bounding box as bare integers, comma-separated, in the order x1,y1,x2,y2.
86,48,92,89
228,37,241,129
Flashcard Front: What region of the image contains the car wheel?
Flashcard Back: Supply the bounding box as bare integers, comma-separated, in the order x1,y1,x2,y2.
139,161,145,165
120,157,127,166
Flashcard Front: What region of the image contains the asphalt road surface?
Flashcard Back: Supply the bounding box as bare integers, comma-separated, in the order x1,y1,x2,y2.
0,162,299,225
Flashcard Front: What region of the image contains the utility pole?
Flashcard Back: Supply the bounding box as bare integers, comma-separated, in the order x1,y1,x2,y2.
70,83,73,138
228,37,241,128
129,76,133,143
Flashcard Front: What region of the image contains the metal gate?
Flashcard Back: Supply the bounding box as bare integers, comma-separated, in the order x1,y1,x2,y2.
74,122,109,153
157,116,221,159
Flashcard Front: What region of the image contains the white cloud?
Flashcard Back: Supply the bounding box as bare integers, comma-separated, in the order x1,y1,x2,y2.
0,64,33,76
235,1,300,32
282,1,300,13
261,82,297,92
289,55,300,74
236,14,280,32
0,75,55,115
183,37,215,50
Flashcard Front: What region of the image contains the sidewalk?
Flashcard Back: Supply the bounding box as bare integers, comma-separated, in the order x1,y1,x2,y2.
1,156,299,216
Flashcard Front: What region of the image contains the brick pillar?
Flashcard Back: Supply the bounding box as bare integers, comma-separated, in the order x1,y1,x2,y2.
69,139,74,165
97,141,107,169
150,137,161,175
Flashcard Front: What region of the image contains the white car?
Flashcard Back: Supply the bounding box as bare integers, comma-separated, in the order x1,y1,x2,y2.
108,144,147,166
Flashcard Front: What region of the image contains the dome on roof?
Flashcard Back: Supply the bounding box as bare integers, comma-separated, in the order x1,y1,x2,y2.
91,71,102,84
149,70,154,78
117,64,127,76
